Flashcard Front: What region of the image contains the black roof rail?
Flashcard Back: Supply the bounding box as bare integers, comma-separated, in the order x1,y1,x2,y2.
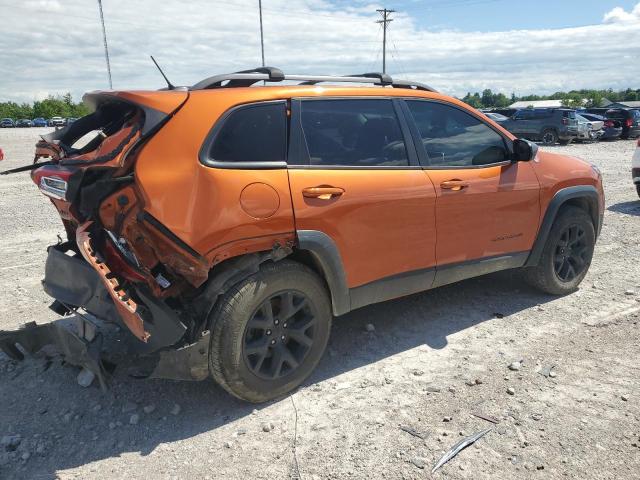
190,67,438,93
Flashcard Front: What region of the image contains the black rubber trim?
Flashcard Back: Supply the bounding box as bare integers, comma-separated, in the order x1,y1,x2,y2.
135,287,187,351
525,185,601,267
432,251,529,288
350,267,435,311
296,230,350,316
139,211,203,260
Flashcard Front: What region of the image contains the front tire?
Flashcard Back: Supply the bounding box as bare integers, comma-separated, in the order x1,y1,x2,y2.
209,260,332,403
523,206,595,295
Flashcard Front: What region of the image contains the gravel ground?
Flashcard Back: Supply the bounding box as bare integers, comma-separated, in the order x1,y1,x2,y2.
0,128,639,480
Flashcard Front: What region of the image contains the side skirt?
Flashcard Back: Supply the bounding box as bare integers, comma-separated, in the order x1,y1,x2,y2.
348,251,529,313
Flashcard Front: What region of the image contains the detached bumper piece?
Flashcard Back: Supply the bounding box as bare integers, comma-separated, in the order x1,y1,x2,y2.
0,317,110,390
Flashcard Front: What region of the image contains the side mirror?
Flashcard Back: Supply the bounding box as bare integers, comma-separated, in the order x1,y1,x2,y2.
512,138,538,162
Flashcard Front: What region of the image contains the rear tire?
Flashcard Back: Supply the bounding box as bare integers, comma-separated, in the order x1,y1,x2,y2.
523,206,595,295
208,260,332,403
541,129,559,145
636,184,640,199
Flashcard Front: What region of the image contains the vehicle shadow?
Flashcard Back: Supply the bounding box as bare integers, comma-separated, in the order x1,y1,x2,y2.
1,269,556,479
608,200,640,217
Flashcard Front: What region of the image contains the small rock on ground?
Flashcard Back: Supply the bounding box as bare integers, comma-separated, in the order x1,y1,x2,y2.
76,367,95,388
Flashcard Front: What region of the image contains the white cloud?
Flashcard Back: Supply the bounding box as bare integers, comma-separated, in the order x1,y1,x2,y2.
603,3,640,23
0,0,639,103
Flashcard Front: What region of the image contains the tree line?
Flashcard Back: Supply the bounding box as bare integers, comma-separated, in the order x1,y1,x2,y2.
461,88,640,109
0,93,90,120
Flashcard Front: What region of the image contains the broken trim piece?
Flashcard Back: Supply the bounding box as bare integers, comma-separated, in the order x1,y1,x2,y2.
431,428,492,473
75,221,149,342
0,318,110,391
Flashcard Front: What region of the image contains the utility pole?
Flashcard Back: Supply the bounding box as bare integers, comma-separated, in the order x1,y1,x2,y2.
259,0,265,67
97,0,113,89
376,8,395,74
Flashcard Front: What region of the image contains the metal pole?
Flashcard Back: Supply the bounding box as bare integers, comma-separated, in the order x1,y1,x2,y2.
376,9,394,74
97,0,113,88
259,0,265,67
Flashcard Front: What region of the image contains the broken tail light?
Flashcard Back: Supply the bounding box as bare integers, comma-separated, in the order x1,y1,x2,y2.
32,165,75,201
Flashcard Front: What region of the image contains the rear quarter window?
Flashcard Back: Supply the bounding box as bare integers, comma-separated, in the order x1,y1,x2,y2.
207,102,287,164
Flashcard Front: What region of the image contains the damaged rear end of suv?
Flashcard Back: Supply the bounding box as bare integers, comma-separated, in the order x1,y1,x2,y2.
0,89,219,387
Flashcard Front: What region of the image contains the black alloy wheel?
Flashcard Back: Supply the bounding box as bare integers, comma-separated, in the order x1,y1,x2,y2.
243,291,317,380
553,224,589,282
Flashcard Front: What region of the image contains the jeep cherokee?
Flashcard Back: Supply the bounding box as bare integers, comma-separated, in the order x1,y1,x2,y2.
0,68,604,402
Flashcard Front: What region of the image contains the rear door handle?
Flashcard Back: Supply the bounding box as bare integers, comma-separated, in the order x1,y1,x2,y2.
440,180,470,191
302,186,345,200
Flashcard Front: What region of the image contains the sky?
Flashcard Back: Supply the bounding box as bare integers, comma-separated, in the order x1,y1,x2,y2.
0,0,639,103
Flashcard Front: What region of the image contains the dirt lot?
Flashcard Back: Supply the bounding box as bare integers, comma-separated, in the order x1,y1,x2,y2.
0,127,639,480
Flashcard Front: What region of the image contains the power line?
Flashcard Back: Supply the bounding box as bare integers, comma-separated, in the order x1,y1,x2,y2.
376,8,395,74
96,0,113,89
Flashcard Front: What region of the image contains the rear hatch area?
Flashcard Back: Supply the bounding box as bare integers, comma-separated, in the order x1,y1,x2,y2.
0,90,214,386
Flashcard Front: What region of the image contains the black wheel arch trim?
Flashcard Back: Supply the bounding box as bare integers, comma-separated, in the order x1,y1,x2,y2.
526,185,601,267
295,230,351,316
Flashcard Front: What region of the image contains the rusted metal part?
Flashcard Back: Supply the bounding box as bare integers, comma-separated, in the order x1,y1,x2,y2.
75,221,150,342
147,331,210,381
0,318,110,391
431,428,492,473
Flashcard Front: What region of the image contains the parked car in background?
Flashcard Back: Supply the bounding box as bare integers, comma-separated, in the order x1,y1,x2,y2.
633,137,640,198
48,117,65,127
0,147,4,161
584,108,610,116
484,112,510,124
604,109,640,139
0,118,15,128
575,114,603,142
0,68,604,402
15,119,33,128
579,113,622,140
32,117,48,127
486,108,518,118
501,108,578,145
65,117,78,125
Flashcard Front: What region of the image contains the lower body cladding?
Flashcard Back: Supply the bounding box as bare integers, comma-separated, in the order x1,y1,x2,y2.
0,244,210,389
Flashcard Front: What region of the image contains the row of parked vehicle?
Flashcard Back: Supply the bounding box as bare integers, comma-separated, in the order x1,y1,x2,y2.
482,107,640,145
0,116,77,128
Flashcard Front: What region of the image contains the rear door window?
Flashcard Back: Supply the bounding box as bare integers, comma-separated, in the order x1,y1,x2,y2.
406,100,509,167
299,99,409,167
208,102,287,163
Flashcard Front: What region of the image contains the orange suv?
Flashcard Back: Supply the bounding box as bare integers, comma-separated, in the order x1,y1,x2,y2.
1,68,604,402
